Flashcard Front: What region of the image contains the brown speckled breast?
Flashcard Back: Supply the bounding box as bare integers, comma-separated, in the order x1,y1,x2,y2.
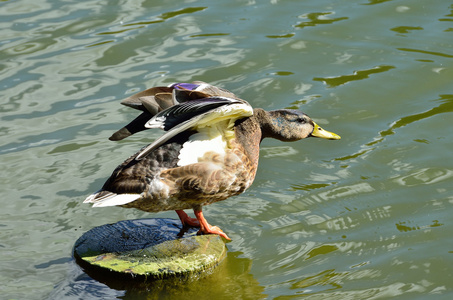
100,114,263,213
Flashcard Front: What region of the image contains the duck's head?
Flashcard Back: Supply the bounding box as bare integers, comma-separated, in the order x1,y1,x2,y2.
263,109,341,141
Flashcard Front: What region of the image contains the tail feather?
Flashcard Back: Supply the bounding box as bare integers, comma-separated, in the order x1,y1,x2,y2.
84,190,141,207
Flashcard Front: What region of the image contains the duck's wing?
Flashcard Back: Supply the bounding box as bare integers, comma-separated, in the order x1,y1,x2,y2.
109,82,232,141
145,97,241,130
119,86,175,113
135,96,253,160
109,86,175,141
108,112,152,141
173,81,241,100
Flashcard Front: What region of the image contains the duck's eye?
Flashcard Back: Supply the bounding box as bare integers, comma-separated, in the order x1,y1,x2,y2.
297,117,307,123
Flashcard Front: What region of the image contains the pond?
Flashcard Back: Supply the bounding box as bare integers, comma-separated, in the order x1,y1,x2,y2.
1,0,452,299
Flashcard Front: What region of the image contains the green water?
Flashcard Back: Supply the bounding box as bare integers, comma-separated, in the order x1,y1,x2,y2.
1,0,452,299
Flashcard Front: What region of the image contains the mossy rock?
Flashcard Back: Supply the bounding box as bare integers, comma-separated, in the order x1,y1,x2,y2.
73,218,226,281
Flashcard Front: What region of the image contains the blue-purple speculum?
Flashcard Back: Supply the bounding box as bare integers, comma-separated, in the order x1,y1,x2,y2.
170,83,200,90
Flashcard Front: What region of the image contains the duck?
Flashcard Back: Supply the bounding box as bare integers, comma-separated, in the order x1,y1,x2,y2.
84,81,340,240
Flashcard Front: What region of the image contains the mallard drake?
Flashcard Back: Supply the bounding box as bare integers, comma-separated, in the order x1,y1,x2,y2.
84,82,340,240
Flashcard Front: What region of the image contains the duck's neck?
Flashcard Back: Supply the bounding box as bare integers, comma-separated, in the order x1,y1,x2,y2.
255,108,278,140
233,108,267,167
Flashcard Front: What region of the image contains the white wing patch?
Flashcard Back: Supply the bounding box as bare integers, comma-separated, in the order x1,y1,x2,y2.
178,131,227,166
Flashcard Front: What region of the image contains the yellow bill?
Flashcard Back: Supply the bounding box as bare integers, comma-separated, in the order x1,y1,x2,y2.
311,123,341,140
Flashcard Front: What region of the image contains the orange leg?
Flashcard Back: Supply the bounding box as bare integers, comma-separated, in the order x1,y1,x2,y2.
194,209,231,241
175,210,200,227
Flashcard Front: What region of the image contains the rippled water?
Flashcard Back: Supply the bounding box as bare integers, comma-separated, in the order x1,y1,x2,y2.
1,0,453,299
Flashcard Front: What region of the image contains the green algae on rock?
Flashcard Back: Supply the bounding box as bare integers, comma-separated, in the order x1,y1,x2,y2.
73,218,226,280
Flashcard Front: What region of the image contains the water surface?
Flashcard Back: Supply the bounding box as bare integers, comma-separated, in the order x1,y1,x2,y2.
1,0,452,299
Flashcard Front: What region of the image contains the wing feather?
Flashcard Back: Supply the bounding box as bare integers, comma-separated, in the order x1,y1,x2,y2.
109,82,245,140
135,98,253,160
145,97,240,130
